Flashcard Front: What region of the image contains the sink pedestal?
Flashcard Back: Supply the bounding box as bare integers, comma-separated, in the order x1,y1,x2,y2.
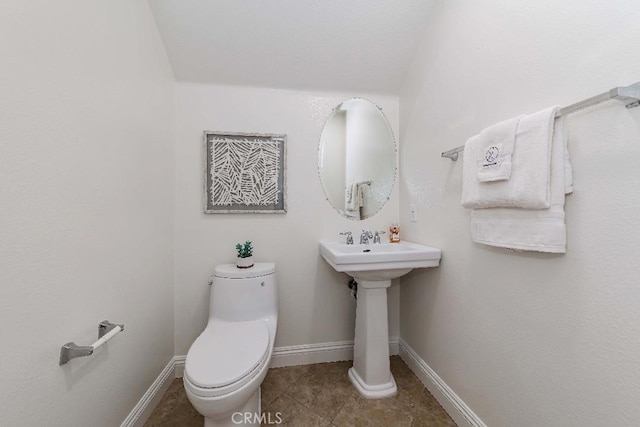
349,278,397,399
319,240,441,399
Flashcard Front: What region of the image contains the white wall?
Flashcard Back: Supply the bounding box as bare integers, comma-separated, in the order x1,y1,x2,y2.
399,1,640,426
0,1,175,426
174,83,400,355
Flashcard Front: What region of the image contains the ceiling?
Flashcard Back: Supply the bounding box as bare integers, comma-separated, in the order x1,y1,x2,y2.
148,0,434,94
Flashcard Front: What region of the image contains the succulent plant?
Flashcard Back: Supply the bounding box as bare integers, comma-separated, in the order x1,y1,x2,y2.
235,241,253,258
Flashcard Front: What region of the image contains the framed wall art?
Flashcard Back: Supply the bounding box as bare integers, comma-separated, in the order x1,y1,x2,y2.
203,131,287,213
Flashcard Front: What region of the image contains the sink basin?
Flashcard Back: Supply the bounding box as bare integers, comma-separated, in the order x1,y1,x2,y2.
319,240,441,280
319,239,441,399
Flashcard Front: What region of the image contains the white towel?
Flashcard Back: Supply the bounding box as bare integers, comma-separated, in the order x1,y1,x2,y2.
345,182,362,220
476,115,523,182
469,116,571,253
461,106,558,209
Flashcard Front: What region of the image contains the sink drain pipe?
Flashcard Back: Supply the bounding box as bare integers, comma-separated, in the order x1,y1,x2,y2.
348,278,358,300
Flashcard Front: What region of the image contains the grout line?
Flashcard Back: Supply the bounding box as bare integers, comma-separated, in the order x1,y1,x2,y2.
279,365,312,393
282,366,351,424
264,364,312,408
284,390,341,426
261,365,313,415
327,396,351,426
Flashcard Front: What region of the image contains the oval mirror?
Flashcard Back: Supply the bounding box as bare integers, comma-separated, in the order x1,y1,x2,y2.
318,98,397,220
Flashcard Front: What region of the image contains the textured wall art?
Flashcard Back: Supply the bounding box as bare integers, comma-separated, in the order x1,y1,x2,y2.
204,131,287,213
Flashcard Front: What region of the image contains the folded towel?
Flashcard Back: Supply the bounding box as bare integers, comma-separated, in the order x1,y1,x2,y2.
345,182,363,220
346,182,355,205
461,106,558,209
476,115,523,182
469,116,571,253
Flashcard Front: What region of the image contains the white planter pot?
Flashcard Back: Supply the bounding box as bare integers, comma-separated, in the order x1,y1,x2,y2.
236,256,254,269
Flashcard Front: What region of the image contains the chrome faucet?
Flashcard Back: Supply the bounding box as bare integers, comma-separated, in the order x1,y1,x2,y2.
373,231,386,244
339,231,353,245
360,230,373,244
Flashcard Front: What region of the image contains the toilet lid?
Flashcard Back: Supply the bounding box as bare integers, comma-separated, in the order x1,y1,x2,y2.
214,262,275,279
185,320,269,389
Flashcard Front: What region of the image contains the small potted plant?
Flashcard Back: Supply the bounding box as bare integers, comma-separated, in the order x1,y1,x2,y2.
235,240,254,268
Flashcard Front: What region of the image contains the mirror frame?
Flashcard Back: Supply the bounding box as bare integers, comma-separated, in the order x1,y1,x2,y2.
317,98,398,220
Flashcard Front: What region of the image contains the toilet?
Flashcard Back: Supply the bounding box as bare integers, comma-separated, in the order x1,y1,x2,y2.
183,263,278,427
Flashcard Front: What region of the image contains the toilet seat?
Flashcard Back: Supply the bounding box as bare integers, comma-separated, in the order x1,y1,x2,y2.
184,320,270,398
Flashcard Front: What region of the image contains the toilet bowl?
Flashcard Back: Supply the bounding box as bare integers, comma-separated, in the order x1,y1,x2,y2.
184,263,278,427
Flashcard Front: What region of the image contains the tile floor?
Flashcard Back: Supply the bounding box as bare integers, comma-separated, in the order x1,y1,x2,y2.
144,356,457,426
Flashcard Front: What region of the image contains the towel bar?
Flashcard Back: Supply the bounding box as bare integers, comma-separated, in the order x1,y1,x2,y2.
441,81,640,161
59,320,124,365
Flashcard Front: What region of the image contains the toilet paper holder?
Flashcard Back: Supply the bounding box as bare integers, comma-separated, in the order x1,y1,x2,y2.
59,320,125,365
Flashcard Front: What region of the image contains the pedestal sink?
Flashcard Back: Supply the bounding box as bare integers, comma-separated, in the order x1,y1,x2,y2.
319,240,441,398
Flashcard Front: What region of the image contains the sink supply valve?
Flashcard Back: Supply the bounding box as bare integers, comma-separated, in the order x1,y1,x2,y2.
348,278,358,300
339,231,354,245
373,231,386,244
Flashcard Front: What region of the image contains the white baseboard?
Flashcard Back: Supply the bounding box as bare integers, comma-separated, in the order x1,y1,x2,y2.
389,336,400,356
120,357,177,427
173,338,400,374
270,337,400,368
122,338,401,425
269,340,354,368
398,339,486,427
174,355,186,378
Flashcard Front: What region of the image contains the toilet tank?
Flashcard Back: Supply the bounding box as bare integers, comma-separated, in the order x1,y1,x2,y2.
210,263,277,322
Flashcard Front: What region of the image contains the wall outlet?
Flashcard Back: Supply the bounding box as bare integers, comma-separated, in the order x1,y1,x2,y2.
409,204,418,222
